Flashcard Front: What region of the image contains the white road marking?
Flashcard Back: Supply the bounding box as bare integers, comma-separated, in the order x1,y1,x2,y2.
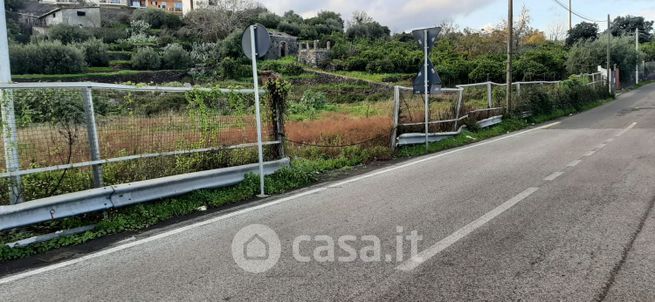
567,160,582,167
396,187,540,272
615,122,637,137
605,138,614,143
594,144,607,150
0,121,561,285
544,172,565,181
583,150,596,157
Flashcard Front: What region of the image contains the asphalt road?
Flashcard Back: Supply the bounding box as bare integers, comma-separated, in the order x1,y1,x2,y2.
2,84,655,301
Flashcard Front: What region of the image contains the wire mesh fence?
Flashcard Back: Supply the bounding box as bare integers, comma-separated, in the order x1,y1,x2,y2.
393,72,606,146
0,83,281,205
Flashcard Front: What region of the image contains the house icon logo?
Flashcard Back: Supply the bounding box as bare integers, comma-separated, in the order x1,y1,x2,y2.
232,224,281,273
244,234,269,260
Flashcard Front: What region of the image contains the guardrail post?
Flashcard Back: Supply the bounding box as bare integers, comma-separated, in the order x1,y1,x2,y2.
82,87,103,188
391,86,400,150
486,82,492,108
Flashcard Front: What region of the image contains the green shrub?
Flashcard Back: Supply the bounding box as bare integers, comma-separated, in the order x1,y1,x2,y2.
79,38,110,67
259,58,304,76
47,24,92,44
109,60,132,69
365,59,394,73
161,43,192,69
90,27,128,44
219,57,249,79
9,41,86,74
131,8,182,29
130,47,161,70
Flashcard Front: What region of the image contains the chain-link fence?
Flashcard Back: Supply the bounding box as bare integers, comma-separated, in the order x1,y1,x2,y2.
0,83,283,205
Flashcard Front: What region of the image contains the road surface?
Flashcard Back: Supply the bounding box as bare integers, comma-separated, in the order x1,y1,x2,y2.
2,84,655,301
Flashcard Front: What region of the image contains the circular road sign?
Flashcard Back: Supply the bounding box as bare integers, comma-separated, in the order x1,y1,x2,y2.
242,24,271,60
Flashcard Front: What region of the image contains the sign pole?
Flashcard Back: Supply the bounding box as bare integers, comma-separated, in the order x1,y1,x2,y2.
423,29,429,153
249,25,266,197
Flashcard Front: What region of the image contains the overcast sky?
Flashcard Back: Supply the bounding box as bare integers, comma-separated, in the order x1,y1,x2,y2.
262,0,655,34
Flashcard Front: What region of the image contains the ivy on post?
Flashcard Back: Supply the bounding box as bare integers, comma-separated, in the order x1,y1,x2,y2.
262,71,290,159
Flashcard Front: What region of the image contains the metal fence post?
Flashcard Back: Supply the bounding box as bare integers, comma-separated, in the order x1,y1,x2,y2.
0,1,22,204
486,82,492,108
516,83,521,97
453,88,464,132
82,87,103,188
0,89,22,204
274,93,285,159
390,86,401,150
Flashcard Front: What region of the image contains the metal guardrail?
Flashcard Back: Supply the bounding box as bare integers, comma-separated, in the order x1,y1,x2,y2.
0,157,290,231
476,115,503,129
396,126,466,146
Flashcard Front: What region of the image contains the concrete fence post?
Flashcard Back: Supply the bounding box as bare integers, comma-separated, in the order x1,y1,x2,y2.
82,87,103,188
391,86,400,150
486,82,493,108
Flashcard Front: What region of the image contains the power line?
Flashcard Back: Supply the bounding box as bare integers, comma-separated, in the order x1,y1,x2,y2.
551,0,606,23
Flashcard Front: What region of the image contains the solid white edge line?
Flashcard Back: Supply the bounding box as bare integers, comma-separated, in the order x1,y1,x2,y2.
0,121,561,285
567,160,582,167
544,172,564,181
396,187,540,272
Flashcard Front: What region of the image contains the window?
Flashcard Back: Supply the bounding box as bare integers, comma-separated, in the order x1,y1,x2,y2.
77,11,86,17
175,2,183,10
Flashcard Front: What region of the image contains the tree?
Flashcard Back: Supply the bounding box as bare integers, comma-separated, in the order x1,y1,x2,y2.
345,12,389,40
131,8,182,29
181,0,257,42
643,42,655,61
566,36,641,80
610,15,653,43
565,22,598,47
47,24,92,44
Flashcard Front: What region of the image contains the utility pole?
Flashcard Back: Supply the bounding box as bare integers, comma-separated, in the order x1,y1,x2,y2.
636,28,639,85
506,0,513,114
569,0,572,30
0,0,23,204
607,14,611,94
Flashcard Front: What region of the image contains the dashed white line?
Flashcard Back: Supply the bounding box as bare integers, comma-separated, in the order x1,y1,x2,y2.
544,172,565,181
605,138,614,143
396,187,540,271
583,150,596,157
567,160,582,167
615,122,637,137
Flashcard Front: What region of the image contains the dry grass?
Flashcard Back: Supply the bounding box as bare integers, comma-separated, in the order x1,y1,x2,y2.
286,112,392,147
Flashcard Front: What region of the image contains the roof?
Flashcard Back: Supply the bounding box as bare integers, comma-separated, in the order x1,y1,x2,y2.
16,1,59,17
268,30,298,39
17,1,99,18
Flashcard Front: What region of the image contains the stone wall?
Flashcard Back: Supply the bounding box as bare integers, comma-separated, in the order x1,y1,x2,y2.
298,40,331,68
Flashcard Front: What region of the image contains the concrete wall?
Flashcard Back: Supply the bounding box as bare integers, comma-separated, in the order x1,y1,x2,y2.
43,7,101,27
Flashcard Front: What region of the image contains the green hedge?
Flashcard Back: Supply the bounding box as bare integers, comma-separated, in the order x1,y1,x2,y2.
9,41,85,74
